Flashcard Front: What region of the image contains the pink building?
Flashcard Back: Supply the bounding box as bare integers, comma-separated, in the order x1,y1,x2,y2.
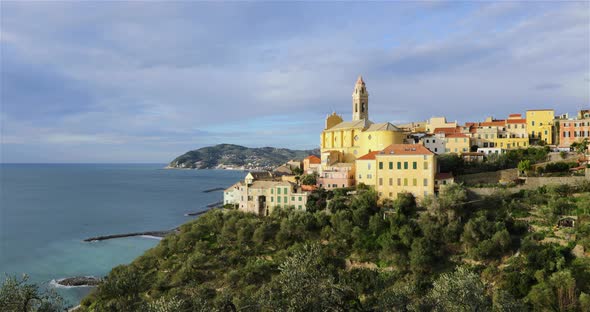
318,163,355,190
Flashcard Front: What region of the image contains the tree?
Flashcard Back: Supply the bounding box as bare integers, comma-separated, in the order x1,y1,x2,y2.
301,174,317,186
257,244,358,311
517,160,531,176
0,275,65,312
427,267,491,312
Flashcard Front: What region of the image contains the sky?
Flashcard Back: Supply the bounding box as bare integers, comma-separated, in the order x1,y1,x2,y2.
1,1,589,163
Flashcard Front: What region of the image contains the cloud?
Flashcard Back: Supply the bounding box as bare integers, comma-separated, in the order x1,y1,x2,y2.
1,1,588,162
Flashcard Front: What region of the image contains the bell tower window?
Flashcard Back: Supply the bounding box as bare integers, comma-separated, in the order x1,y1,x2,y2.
362,103,365,113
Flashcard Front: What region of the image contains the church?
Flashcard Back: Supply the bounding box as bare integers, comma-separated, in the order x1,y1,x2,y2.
319,76,405,167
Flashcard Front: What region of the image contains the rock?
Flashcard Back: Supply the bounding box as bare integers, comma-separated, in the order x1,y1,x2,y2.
57,276,101,287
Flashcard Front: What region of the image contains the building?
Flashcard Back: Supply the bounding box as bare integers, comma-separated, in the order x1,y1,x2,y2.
444,133,470,154
355,151,379,186
426,117,457,133
302,155,321,174
318,163,355,190
223,181,242,206
238,177,310,216
420,134,446,154
526,109,555,144
558,110,590,148
356,144,436,201
319,76,404,165
434,172,454,193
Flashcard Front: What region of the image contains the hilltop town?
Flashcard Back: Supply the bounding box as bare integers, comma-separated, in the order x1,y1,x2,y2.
224,76,589,215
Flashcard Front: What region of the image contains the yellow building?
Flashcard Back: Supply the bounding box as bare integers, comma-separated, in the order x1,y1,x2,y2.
426,117,458,133
356,144,436,201
526,109,555,144
355,151,379,186
444,133,470,154
320,76,404,165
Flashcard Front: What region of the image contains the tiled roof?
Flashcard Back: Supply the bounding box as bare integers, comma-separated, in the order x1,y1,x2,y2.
379,144,434,156
509,113,522,118
433,127,460,134
480,120,506,127
506,119,526,124
357,151,380,160
435,172,454,180
365,122,402,132
305,155,321,164
446,133,469,138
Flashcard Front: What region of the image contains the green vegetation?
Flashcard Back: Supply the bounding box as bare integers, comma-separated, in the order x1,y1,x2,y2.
168,144,319,169
5,182,589,311
0,275,65,312
439,146,549,175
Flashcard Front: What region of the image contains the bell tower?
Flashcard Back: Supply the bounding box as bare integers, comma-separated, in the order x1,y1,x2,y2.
352,75,368,121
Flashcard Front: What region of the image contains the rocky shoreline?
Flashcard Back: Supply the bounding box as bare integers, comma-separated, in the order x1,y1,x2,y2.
55,276,101,287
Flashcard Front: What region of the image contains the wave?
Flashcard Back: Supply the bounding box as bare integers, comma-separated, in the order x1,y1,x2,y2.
140,235,163,240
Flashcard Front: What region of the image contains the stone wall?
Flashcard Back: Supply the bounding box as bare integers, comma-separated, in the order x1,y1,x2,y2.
466,175,589,198
458,168,518,185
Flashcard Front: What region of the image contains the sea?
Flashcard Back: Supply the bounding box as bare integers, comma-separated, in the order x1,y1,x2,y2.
0,164,246,307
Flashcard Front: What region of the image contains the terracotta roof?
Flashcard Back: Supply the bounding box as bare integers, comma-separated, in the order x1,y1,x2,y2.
305,155,321,164
509,113,522,118
433,127,460,134
379,144,434,156
480,120,506,127
506,119,526,124
301,185,318,192
435,172,453,180
357,151,380,160
446,133,469,138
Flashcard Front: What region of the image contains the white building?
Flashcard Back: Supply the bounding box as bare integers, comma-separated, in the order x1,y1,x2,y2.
223,182,242,206
420,133,446,154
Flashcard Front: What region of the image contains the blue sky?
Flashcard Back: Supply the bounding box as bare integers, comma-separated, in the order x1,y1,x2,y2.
1,1,589,163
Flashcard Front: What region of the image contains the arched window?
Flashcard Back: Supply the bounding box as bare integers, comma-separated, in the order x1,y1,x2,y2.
355,103,358,112
362,103,365,112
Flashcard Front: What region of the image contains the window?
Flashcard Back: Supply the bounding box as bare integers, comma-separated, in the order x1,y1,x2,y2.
299,196,302,201
379,178,383,186
359,174,362,179
424,162,428,169
277,197,281,203
291,196,295,201
389,192,393,197
389,162,393,169
413,178,417,186
532,121,535,126
284,188,288,194
397,162,401,169
389,178,393,186
368,163,371,169
424,178,428,186
412,162,417,169
271,197,274,202
404,178,408,186
397,178,401,186
379,162,383,169
277,188,281,194
284,196,287,203
271,189,274,194
404,162,408,169
298,205,302,209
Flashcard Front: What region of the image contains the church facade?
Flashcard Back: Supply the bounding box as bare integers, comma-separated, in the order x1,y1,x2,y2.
319,76,405,166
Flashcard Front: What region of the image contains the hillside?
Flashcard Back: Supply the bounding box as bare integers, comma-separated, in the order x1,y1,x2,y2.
75,182,590,311
167,144,320,169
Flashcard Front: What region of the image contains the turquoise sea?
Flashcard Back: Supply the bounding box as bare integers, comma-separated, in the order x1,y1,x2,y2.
0,164,245,306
